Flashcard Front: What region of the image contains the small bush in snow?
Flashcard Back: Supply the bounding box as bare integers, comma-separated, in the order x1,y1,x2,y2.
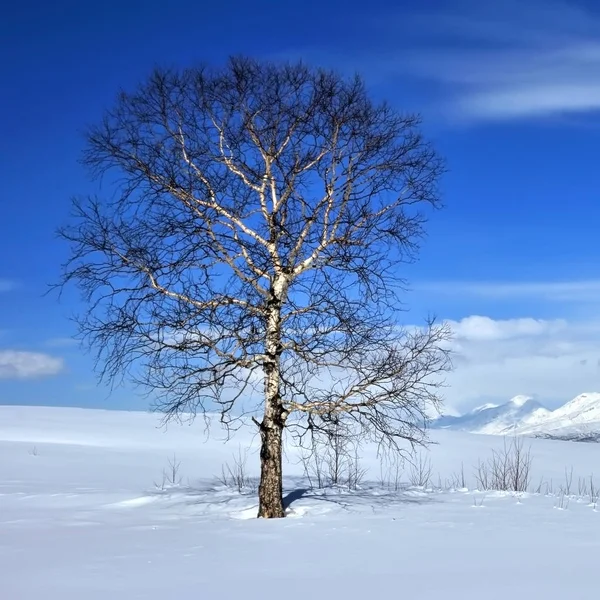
346,446,367,491
155,454,183,490
578,474,598,508
378,450,404,491
472,495,485,508
217,447,256,493
563,466,573,496
555,490,570,510
446,463,467,490
299,419,366,491
408,452,433,488
473,437,532,493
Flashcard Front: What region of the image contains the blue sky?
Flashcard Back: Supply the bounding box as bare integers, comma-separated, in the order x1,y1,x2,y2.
2,0,600,412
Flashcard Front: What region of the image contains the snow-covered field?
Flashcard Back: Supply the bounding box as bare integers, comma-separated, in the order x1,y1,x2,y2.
1,405,599,599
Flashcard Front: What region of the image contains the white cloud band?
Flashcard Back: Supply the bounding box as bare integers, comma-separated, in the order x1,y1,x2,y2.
418,279,600,302
443,315,600,412
0,351,65,380
404,0,600,121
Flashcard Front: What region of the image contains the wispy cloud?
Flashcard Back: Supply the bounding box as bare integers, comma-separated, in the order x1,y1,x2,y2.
0,351,65,380
44,337,79,349
418,279,600,303
402,0,600,121
0,279,18,293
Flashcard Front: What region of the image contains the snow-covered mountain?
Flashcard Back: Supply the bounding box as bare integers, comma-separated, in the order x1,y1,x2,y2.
434,393,600,442
516,393,600,441
432,395,551,435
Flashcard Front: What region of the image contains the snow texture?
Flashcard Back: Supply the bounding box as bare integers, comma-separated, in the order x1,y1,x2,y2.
1,405,599,599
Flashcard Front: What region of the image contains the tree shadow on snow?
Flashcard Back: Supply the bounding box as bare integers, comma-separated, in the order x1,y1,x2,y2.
283,488,310,509
282,483,439,513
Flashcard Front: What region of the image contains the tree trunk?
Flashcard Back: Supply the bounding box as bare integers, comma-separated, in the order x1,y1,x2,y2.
257,405,285,518
257,277,287,518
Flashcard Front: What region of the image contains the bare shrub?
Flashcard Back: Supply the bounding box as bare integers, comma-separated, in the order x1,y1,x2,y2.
534,476,544,495
507,437,532,492
390,460,403,492
551,471,597,508
299,445,327,489
378,450,404,491
299,444,326,489
458,462,467,489
472,495,485,508
446,462,467,490
473,437,532,492
474,459,491,491
408,452,432,488
346,446,367,491
155,454,183,490
218,447,256,493
325,420,351,486
555,490,570,510
563,466,573,496
299,420,365,490
378,459,389,489
588,475,598,508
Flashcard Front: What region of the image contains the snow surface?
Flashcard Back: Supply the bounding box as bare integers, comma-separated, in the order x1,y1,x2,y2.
473,402,498,412
1,405,600,599
508,394,533,407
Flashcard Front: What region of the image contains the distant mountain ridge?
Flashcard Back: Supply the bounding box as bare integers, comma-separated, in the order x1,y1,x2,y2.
432,395,551,435
517,393,600,441
432,393,600,441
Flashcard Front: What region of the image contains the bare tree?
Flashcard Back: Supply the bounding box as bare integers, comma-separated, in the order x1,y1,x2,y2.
58,57,450,518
